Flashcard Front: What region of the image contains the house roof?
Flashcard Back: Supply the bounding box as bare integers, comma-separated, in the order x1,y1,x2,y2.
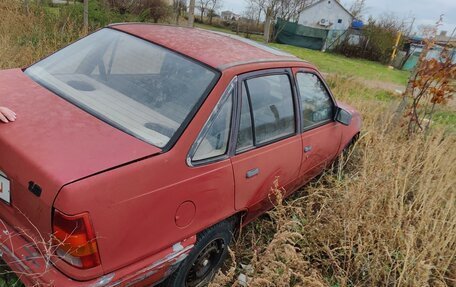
109,24,300,70
302,0,354,18
409,34,456,47
435,34,456,46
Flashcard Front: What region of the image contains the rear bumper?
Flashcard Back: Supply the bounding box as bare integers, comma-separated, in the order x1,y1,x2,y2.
0,220,195,287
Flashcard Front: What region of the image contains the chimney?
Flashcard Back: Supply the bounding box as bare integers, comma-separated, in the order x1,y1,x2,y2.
440,30,447,37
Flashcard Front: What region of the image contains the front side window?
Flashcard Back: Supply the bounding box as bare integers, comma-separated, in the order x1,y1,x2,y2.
245,74,295,144
25,28,218,148
296,73,334,129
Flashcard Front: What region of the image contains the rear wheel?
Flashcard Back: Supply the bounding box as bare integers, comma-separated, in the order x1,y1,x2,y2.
164,219,235,287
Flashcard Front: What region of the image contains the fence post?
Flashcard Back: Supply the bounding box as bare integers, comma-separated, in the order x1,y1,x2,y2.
83,0,89,33
188,0,195,27
264,8,272,43
389,31,402,65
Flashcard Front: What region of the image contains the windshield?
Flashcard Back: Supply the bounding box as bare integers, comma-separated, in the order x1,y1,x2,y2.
25,28,218,148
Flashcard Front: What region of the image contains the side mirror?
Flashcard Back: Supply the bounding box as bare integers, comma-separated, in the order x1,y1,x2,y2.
335,107,352,126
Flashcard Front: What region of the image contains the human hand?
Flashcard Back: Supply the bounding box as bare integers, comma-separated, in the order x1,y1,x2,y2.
0,107,16,123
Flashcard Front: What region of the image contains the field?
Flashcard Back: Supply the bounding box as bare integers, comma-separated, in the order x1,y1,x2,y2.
0,1,455,287
269,44,409,86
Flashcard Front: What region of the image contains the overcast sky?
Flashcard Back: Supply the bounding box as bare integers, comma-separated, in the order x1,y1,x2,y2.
221,0,456,35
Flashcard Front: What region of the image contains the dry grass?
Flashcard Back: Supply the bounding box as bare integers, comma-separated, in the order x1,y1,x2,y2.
0,3,84,285
212,77,456,287
0,0,83,69
1,1,455,286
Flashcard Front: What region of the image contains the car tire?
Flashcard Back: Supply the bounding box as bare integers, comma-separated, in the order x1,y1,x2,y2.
163,218,236,287
332,133,360,173
344,133,360,155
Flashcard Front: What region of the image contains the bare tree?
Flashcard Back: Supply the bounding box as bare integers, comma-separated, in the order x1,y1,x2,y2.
241,4,258,37
109,0,138,14
261,0,317,42
349,0,366,19
245,0,267,27
276,0,315,22
243,2,258,22
198,0,212,22
173,0,187,24
417,24,436,38
140,0,171,23
207,0,222,24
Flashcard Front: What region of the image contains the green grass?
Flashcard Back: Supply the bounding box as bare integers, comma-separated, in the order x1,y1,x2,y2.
194,24,409,86
0,267,23,287
194,23,234,33
269,43,410,86
433,109,456,129
194,23,264,42
43,6,60,17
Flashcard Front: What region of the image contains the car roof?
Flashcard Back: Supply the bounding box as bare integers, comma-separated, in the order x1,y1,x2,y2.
109,24,304,71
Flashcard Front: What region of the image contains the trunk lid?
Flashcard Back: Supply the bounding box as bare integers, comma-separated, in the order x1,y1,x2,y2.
0,69,160,241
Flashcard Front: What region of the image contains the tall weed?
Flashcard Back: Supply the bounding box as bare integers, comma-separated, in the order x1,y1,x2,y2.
220,77,456,287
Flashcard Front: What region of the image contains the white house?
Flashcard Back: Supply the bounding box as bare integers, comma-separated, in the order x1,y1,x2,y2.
221,10,241,21
297,0,354,31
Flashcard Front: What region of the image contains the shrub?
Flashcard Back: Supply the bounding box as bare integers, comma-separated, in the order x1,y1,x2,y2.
335,15,405,64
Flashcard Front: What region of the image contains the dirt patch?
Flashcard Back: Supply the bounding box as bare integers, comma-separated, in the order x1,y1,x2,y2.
351,78,456,109
359,78,405,94
321,72,405,94
321,72,456,110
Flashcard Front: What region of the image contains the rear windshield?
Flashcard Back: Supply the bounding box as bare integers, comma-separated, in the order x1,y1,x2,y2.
25,28,218,148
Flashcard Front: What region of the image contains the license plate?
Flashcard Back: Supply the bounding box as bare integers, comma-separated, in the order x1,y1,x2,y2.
0,172,11,205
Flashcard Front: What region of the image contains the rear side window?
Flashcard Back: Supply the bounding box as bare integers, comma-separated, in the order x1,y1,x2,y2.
236,83,254,151
296,73,334,129
190,81,235,163
192,92,233,162
246,74,295,144
236,73,295,153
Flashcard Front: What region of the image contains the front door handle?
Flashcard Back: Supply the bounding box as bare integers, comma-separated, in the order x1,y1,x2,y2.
246,168,260,178
304,145,312,153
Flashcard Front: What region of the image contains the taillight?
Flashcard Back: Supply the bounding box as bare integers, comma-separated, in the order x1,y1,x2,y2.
52,209,101,269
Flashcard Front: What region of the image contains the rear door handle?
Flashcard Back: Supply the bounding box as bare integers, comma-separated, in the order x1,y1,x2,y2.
246,168,260,178
304,145,312,153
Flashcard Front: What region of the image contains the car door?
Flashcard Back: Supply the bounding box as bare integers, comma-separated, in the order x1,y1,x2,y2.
293,68,342,184
231,69,302,215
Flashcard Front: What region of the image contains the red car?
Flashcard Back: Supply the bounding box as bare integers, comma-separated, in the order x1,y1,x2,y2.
0,24,360,287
